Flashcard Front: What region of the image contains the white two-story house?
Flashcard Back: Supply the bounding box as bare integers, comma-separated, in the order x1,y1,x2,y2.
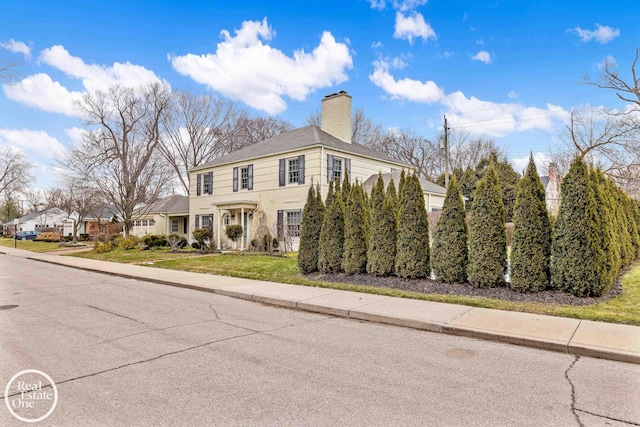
189,91,445,250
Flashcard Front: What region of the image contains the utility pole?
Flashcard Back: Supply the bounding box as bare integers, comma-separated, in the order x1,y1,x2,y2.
443,115,450,188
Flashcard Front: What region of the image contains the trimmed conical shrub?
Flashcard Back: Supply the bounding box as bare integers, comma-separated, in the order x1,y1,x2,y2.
396,173,430,279
432,175,468,283
343,182,367,274
298,185,323,274
510,156,550,292
367,174,396,276
551,157,609,297
342,169,351,206
468,162,507,287
386,177,399,222
592,170,620,287
318,187,344,274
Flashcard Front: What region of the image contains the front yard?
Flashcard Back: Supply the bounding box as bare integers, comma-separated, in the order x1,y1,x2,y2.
0,238,67,252
63,247,640,326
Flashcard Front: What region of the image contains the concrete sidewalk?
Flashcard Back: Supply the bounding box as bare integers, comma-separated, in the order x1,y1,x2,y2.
1,246,639,364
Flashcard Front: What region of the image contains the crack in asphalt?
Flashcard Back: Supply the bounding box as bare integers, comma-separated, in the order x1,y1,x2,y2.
85,304,148,324
565,355,584,427
575,408,640,426
565,356,640,426
1,314,333,400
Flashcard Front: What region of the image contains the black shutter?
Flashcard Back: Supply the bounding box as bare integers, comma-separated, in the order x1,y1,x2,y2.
298,155,305,185
279,159,285,187
207,172,213,194
327,154,333,183
345,158,351,181
233,167,238,192
277,210,284,240
248,164,253,190
209,214,214,230
183,217,188,234
196,174,201,196
195,215,199,228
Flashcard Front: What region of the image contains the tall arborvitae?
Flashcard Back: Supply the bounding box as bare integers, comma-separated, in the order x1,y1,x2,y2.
626,196,640,259
398,169,407,204
318,186,345,274
551,157,609,297
468,163,507,287
612,185,634,267
510,156,551,292
386,177,399,222
367,174,396,276
342,169,351,206
592,170,620,287
325,180,335,209
396,173,430,279
298,185,323,274
343,182,368,274
432,175,468,283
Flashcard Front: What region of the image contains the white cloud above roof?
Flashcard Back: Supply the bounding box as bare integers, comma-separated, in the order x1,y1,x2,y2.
0,39,31,58
572,24,620,44
0,128,67,160
370,59,569,137
169,18,352,115
394,12,436,44
3,73,82,116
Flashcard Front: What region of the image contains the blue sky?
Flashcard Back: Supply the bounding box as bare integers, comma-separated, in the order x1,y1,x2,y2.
1,0,638,190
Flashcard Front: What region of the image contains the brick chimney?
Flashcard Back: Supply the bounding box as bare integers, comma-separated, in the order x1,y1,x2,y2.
321,91,352,143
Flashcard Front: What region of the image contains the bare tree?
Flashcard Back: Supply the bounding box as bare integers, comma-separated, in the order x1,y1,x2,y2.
379,129,442,179
63,83,173,237
48,178,104,242
228,113,292,152
584,49,640,109
159,91,237,195
553,107,640,189
437,128,504,172
0,146,33,199
0,53,20,82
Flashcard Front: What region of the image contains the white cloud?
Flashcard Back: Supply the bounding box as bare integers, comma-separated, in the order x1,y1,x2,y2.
471,50,491,64
371,41,383,49
598,55,617,70
369,59,444,103
370,59,570,137
572,24,620,44
0,128,67,160
4,45,164,117
393,0,428,12
3,73,82,116
0,39,31,58
65,127,88,145
368,0,386,10
39,45,163,93
511,152,552,176
394,12,436,44
508,90,518,100
170,18,352,115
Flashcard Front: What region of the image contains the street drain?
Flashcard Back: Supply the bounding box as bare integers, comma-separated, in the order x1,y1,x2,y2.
0,305,18,310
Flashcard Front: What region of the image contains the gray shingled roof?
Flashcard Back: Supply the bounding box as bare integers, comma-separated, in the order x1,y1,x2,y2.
144,195,189,214
191,125,409,171
361,171,447,196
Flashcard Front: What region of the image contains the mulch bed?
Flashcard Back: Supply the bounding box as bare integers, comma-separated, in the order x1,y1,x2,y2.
306,272,623,306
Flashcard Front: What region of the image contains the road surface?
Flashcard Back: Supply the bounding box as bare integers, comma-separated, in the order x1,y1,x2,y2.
0,254,639,426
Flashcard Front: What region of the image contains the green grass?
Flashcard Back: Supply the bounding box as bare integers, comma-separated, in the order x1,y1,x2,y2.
68,247,203,263
0,238,68,252
146,253,640,326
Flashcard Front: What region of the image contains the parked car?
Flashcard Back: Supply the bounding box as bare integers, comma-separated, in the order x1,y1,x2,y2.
14,231,41,240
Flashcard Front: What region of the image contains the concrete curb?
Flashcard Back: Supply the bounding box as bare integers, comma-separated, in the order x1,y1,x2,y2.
3,249,638,365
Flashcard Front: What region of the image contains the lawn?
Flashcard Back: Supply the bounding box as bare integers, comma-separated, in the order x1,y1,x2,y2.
0,238,68,252
69,247,205,263
141,253,640,326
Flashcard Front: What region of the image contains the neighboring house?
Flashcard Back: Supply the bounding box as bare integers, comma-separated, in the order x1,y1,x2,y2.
131,195,189,238
3,207,69,236
361,171,446,212
62,205,121,238
540,162,561,216
189,91,416,251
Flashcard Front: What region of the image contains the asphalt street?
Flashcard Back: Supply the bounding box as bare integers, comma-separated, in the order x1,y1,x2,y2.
1,255,639,426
